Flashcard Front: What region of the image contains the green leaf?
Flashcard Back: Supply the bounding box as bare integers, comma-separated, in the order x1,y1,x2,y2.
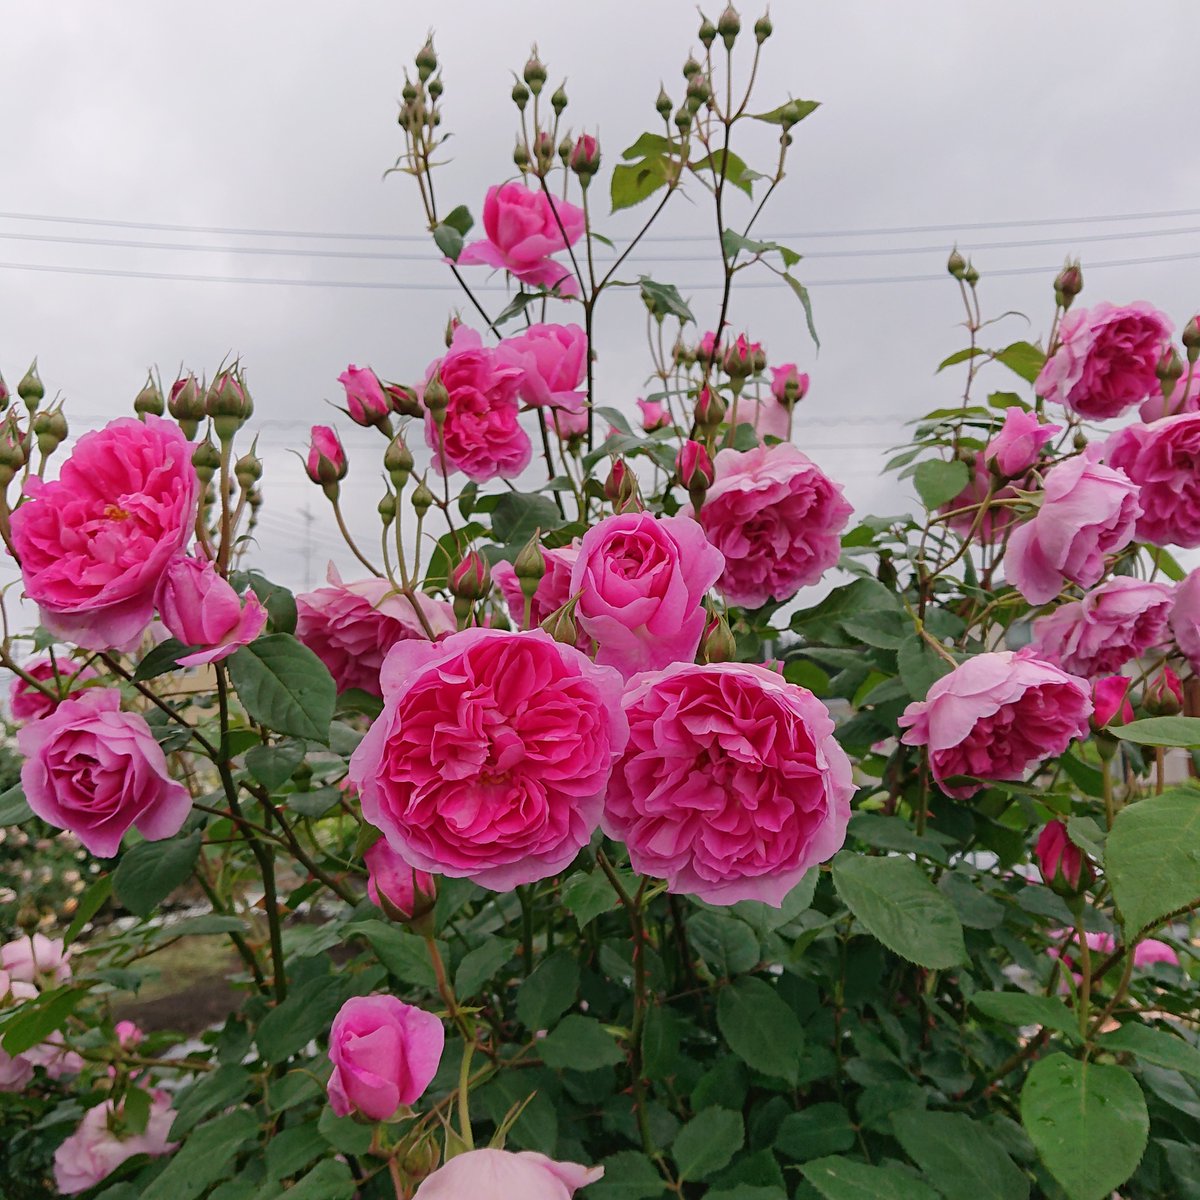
256,974,351,1064
491,491,566,545
433,222,464,260
936,347,989,372
1098,1023,1200,1080
687,910,760,976
611,156,670,213
169,1065,254,1139
0,783,32,825
832,853,965,969
226,634,335,743
803,1156,940,1200
1115,717,1200,747
516,951,580,1031
1,985,88,1055
318,1104,375,1154
133,638,190,681
1106,788,1200,934
672,1107,744,1181
353,922,442,991
971,992,1078,1036
689,149,761,196
782,272,819,348
896,636,956,702
913,459,969,510
245,740,306,791
716,976,805,1084
753,98,820,125
233,571,297,635
707,1189,786,1200
114,832,202,919
264,1122,324,1183
140,1108,258,1200
455,938,516,998
589,1151,667,1200
265,1158,356,1200
639,276,695,325
562,869,625,929
442,204,474,236
63,874,112,947
721,229,801,267
776,1103,856,1161
840,609,908,650
539,1014,625,1070
892,1109,1028,1200
1065,815,1107,864
1020,1054,1148,1200
995,340,1046,384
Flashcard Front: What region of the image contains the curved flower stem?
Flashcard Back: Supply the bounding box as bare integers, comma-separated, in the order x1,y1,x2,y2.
331,497,384,577
457,1038,476,1152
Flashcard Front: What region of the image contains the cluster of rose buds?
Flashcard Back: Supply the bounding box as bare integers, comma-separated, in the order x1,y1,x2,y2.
510,46,600,187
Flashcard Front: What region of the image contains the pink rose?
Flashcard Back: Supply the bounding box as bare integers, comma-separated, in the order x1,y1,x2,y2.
898,651,1092,798
1145,664,1184,715
770,363,809,406
296,564,455,696
1029,577,1174,677
18,690,191,858
1170,567,1200,672
571,512,724,679
364,838,437,922
1105,413,1200,547
1091,676,1134,728
306,425,347,485
550,405,589,441
10,416,199,651
700,443,852,609
338,364,391,427
349,628,627,890
8,658,98,724
1,934,71,984
414,1149,603,1200
984,407,1061,477
1005,453,1141,604
636,398,670,432
695,330,722,365
746,395,791,442
1035,301,1172,418
604,661,852,905
1139,364,1200,421
425,327,530,481
53,1092,177,1195
24,1031,84,1080
155,555,267,667
1051,929,1179,976
0,972,37,1092
1035,820,1088,893
722,334,761,377
940,464,1020,543
326,994,444,1120
457,182,584,296
676,440,715,490
498,324,587,412
115,1020,144,1049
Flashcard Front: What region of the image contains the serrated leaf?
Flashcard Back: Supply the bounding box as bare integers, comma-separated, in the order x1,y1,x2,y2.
1115,717,1200,747
0,782,32,825
455,938,516,998
896,635,956,701
1,985,88,1055
353,921,443,991
266,1158,356,1200
170,1065,254,1139
782,272,819,348
244,739,306,791
892,1109,1028,1200
132,637,192,680
611,156,671,213
1099,1023,1200,1080
114,832,202,919
433,222,464,261
139,1108,258,1200
716,977,805,1084
673,1107,744,1181
995,340,1045,384
687,910,760,976
562,868,626,929
1065,815,1106,863
442,204,474,236
936,347,989,372
63,874,112,947
638,276,694,325
589,1150,667,1200
803,1156,940,1200
970,992,1078,1037
226,634,335,743
516,952,580,1031
539,1014,625,1070
490,491,566,544
753,98,820,125
913,459,969,509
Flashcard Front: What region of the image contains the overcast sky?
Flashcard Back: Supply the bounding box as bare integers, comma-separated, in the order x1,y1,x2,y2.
1,0,1198,601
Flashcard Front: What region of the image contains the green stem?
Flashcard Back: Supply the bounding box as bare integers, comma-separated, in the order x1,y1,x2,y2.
518,886,535,976
457,1039,476,1152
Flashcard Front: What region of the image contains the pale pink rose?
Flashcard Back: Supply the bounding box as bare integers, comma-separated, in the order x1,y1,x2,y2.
349,629,627,890
1,934,71,984
10,416,199,651
1139,364,1200,421
571,512,724,679
115,1021,144,1049
1050,929,1180,982
1170,568,1200,672
414,1149,603,1200
155,555,267,667
604,661,852,905
338,364,390,427
898,651,1092,798
498,324,587,411
1006,453,1141,604
745,394,790,442
364,839,437,921
326,994,444,1121
425,327,530,481
457,182,584,296
550,405,589,441
701,443,852,609
0,972,36,1092
18,690,191,859
1036,301,1173,419
1091,676,1134,728
8,658,98,724
984,407,1061,477
940,464,1020,543
636,398,670,432
1105,413,1200,547
770,363,809,405
24,1031,84,1080
296,564,455,696
1029,577,1174,677
53,1092,177,1195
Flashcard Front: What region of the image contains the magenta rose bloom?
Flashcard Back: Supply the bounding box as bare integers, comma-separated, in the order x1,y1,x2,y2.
414,1150,603,1200
1105,413,1200,547
425,326,530,481
700,443,852,609
898,651,1092,798
18,690,191,858
54,1093,177,1196
364,838,437,922
571,512,724,679
1170,567,1200,672
8,658,98,724
498,323,587,412
155,555,267,667
984,407,1061,478
10,416,198,651
457,182,584,296
1091,676,1134,728
1005,453,1141,604
605,662,853,906
296,565,455,696
1029,577,1174,677
338,364,390,427
326,994,444,1121
1035,301,1172,419
1139,364,1200,421
349,628,627,890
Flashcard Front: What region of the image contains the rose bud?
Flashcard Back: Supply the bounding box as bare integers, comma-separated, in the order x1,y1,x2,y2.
384,433,414,491
523,49,547,95
695,330,721,366
947,247,967,279
513,533,547,608
134,374,164,418
722,335,755,379
604,458,629,502
305,425,347,492
385,381,423,418
656,86,673,120
569,134,601,183
167,372,205,438
1090,676,1133,730
17,360,43,411
636,398,670,432
551,84,568,116
450,551,491,602
191,438,221,487
1144,665,1184,716
694,385,726,428
206,368,254,440
677,439,715,513
1035,820,1092,898
364,838,437,926
1183,315,1200,361
700,611,737,664
338,365,391,429
0,370,9,413
770,364,809,407
33,408,68,459
1054,260,1084,309
718,3,741,48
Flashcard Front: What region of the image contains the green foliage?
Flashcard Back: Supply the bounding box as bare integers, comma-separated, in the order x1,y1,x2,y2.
226,635,335,742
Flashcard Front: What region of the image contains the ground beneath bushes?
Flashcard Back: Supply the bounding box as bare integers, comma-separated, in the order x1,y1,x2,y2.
111,936,244,1035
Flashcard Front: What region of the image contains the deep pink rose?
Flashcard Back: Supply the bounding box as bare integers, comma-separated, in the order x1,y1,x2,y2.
700,443,852,609
8,658,98,724
636,398,670,432
306,425,347,485
498,324,587,412
770,363,809,406
1145,664,1184,715
53,1092,177,1195
1170,567,1200,672
571,512,724,679
326,994,444,1120
338,364,391,427
296,564,455,696
1006,453,1141,604
1035,820,1087,893
1139,364,1200,421
425,327,530,481
10,416,198,651
1091,676,1134,728
155,555,267,667
17,690,191,858
695,330,722,364
899,651,1092,797
984,407,1061,477
1036,301,1173,418
676,440,715,490
414,1150,603,1200
457,182,584,296
349,629,627,890
1029,577,1174,677
364,838,437,921
604,662,852,905
1105,413,1200,547
1,934,71,984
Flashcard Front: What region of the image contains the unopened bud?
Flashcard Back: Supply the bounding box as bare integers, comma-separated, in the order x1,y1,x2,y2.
423,375,450,428
677,438,715,493
695,385,726,427
683,55,703,80
722,334,755,378
33,408,68,458
411,476,434,516
427,77,443,101
523,50,547,95
450,550,491,601
206,369,253,441
551,84,568,116
754,12,772,42
570,134,600,182
533,131,556,172
558,135,573,168
1145,666,1184,717
168,372,205,438
1035,820,1093,899
401,79,418,105
674,106,693,134
384,381,422,418
540,599,579,647
656,86,673,120
378,491,397,526
305,426,347,490
385,433,415,490
947,247,967,280
512,79,530,110
17,360,43,411
1157,346,1185,387
604,458,629,502
134,373,164,418
698,17,718,48
0,415,27,486
0,371,8,413
234,448,262,490
718,4,741,48
700,612,737,664
1072,430,1088,452
513,533,546,605
1182,316,1200,362
513,140,532,171
963,261,980,286
686,73,711,114
192,438,221,486
673,339,694,367
1054,259,1083,309
415,38,437,81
